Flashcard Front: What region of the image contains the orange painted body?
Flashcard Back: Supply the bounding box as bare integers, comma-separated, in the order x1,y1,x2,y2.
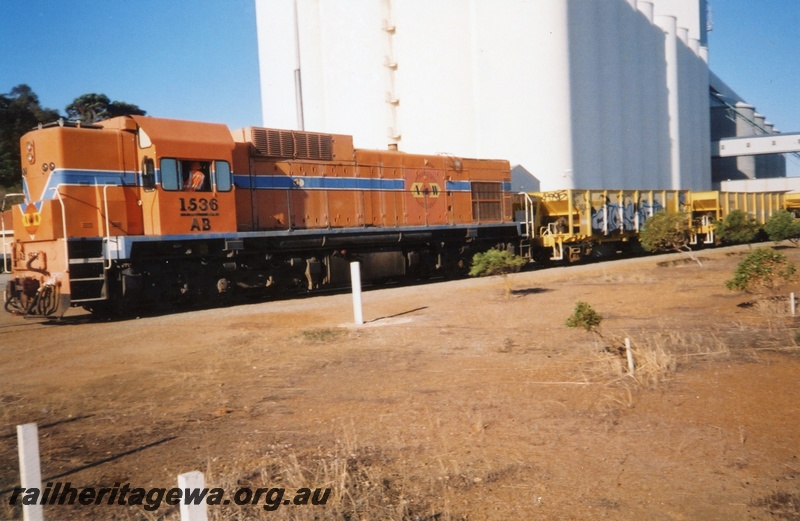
230,127,512,232
7,116,514,316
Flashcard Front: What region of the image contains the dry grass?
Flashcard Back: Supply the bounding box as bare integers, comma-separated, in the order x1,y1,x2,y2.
570,328,738,390
753,296,791,316
155,438,460,521
297,328,346,343
628,337,678,387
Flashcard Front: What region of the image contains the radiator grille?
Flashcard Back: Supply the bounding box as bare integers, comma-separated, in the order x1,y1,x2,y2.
471,182,503,222
251,128,333,161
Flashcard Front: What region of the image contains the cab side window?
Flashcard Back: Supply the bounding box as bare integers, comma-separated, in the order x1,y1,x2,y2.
142,157,156,190
159,158,222,192
160,158,180,191
214,161,232,192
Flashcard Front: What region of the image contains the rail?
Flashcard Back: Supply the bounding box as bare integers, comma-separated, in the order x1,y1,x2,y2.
516,192,536,260
54,187,70,272
519,192,535,239
102,184,118,269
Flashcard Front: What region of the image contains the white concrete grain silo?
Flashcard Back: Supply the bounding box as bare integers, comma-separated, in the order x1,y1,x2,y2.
255,0,713,191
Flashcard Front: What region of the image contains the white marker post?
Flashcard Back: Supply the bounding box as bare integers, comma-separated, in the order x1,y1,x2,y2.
178,471,208,521
625,338,635,376
350,262,364,325
17,423,43,521
791,292,796,317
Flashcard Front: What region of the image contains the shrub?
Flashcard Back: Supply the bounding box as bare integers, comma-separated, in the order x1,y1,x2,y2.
725,248,797,294
639,211,701,265
713,209,760,245
565,301,603,333
764,209,800,246
469,247,526,296
469,247,526,277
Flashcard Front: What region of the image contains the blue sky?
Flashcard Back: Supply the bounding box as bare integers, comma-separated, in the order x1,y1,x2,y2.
708,0,800,133
708,0,800,176
1,1,798,174
0,1,262,130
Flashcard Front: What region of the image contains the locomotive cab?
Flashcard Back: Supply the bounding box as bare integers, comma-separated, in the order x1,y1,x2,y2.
118,116,237,237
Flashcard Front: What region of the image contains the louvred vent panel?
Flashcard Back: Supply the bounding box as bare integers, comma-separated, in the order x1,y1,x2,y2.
251,128,333,161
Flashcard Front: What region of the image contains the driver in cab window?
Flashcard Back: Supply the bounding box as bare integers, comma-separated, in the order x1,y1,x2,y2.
184,161,206,191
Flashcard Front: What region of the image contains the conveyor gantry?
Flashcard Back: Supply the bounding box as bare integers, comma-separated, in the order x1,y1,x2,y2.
712,132,800,157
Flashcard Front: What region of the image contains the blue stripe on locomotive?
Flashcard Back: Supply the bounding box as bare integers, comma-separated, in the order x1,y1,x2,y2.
23,169,138,210
21,169,512,213
232,175,405,191
231,176,511,193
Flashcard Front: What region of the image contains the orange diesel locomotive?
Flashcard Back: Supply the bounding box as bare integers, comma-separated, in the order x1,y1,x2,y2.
6,116,518,316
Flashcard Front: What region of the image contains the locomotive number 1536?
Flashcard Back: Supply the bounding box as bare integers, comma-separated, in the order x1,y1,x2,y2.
178,197,220,232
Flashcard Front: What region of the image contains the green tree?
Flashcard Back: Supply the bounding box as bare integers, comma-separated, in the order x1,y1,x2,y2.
725,248,796,294
469,247,527,297
107,100,147,119
0,84,61,186
6,84,61,122
713,209,760,246
639,211,701,265
66,93,109,122
763,209,800,246
0,86,147,188
66,93,145,123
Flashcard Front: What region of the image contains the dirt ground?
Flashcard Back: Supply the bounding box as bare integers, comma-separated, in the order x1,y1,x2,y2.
1,245,800,520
